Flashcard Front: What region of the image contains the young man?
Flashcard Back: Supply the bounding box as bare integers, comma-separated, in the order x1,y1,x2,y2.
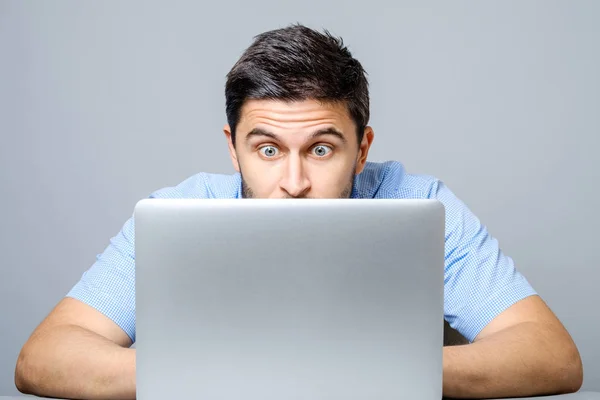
15,24,583,399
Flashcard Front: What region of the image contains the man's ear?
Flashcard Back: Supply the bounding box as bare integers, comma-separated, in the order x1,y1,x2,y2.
223,124,240,173
355,126,375,175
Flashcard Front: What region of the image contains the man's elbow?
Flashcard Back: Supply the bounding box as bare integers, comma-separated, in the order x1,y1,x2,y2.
556,344,584,394
14,344,42,395
15,348,32,394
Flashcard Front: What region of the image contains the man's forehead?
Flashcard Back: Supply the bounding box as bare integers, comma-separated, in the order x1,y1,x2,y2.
237,99,355,134
240,99,350,120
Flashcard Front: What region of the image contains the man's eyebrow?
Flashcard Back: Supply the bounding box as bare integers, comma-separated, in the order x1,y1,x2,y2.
244,127,347,143
309,128,347,143
245,128,280,142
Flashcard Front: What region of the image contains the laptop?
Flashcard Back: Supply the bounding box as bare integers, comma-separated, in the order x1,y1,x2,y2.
134,198,445,400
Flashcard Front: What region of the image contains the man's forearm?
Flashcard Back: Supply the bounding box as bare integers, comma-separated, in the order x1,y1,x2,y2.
443,321,583,399
15,324,136,400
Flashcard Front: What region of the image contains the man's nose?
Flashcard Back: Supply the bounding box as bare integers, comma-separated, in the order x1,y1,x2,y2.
279,155,311,198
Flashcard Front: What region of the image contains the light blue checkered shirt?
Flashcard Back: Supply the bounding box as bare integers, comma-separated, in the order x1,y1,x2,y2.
67,160,536,344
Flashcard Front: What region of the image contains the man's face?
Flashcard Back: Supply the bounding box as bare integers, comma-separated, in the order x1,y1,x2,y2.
224,99,374,199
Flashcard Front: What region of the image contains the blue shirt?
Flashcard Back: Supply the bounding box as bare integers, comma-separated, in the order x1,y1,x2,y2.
67,160,536,344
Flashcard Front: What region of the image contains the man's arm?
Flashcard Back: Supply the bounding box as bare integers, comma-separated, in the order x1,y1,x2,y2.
15,297,136,400
426,179,583,398
443,295,583,399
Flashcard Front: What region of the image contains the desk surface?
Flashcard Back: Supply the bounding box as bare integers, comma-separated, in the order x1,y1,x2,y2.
2,392,600,400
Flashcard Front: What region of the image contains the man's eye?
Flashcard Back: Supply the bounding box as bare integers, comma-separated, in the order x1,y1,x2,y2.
312,145,332,157
259,146,279,158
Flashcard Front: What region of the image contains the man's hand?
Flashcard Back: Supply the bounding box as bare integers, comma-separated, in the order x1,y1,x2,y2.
443,295,583,398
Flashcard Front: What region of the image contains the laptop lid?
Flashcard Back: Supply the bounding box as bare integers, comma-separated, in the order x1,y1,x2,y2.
135,198,445,400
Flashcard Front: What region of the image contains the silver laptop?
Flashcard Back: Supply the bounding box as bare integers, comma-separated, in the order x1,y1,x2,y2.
135,198,445,400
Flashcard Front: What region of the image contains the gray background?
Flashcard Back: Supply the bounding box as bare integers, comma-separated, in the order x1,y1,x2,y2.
0,0,598,396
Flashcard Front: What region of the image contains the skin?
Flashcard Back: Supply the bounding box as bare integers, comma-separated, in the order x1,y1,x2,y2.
15,99,583,399
14,298,136,399
224,99,374,199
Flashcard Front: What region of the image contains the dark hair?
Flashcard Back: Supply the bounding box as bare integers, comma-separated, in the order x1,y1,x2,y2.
225,24,370,145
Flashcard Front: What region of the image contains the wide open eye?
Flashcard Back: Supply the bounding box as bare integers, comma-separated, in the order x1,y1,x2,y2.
311,145,332,157
258,145,280,158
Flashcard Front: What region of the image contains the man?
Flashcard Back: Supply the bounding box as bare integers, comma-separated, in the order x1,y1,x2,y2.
15,24,583,400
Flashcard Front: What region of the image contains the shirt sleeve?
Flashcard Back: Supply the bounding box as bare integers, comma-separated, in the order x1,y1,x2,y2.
432,180,537,342
66,215,137,343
